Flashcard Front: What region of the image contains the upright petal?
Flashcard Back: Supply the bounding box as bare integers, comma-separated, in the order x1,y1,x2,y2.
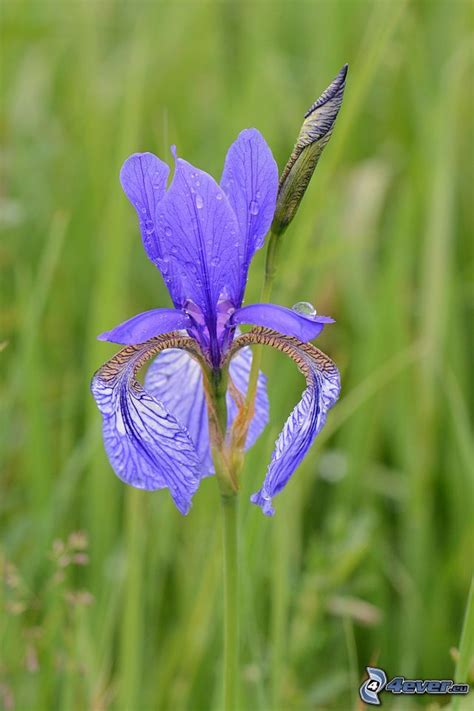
144,346,269,473
155,155,242,360
120,153,169,264
220,129,278,299
120,153,185,305
226,328,340,515
91,335,205,514
230,303,334,342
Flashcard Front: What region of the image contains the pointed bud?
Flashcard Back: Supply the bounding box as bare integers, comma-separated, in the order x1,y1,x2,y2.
272,64,348,235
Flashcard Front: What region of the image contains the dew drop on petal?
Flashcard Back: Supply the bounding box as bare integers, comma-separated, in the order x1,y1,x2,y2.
164,226,172,237
195,194,204,209
249,200,259,215
157,257,169,275
292,301,318,318
216,192,223,200
144,219,154,234
211,256,220,267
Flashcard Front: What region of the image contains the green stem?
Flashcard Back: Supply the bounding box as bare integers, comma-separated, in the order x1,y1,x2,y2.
221,493,239,711
212,367,229,434
245,230,281,408
211,229,282,709
208,366,240,709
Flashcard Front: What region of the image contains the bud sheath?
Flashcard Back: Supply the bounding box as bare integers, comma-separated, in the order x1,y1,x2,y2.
272,64,348,235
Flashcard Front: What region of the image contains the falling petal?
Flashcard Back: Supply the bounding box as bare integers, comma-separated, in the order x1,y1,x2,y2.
226,328,340,515
91,335,205,514
144,345,269,473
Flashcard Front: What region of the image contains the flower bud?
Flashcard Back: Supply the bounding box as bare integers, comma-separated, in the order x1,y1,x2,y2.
272,64,348,235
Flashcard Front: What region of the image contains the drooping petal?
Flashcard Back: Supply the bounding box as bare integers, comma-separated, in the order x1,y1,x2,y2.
144,348,212,472
91,335,206,514
220,129,278,299
226,328,340,515
97,308,192,345
230,303,334,342
144,345,269,473
155,155,242,323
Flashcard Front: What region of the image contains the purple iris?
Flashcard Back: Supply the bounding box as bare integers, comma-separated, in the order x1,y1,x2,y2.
91,129,340,515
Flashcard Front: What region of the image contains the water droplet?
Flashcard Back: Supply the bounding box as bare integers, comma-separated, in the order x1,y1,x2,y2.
256,190,262,199
292,301,318,318
157,257,169,275
171,245,178,254
195,194,204,209
195,179,200,187
144,219,154,235
164,226,172,237
216,192,223,201
141,207,147,214
249,200,259,215
211,256,220,267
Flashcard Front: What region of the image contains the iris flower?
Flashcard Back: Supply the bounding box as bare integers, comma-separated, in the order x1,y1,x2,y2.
91,129,340,515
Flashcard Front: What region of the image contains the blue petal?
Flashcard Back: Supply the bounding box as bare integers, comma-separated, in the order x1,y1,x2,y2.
220,129,278,302
120,153,169,264
120,153,185,306
144,345,269,473
91,339,203,514
230,303,334,341
144,348,212,472
97,308,192,345
155,155,242,361
228,329,340,516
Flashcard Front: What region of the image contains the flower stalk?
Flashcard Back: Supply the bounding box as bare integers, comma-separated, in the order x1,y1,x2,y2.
207,366,240,710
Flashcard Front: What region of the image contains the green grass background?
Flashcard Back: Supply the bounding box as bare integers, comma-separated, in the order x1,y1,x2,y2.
1,1,473,709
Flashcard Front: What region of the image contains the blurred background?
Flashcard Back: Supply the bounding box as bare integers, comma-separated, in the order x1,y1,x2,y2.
1,1,473,709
